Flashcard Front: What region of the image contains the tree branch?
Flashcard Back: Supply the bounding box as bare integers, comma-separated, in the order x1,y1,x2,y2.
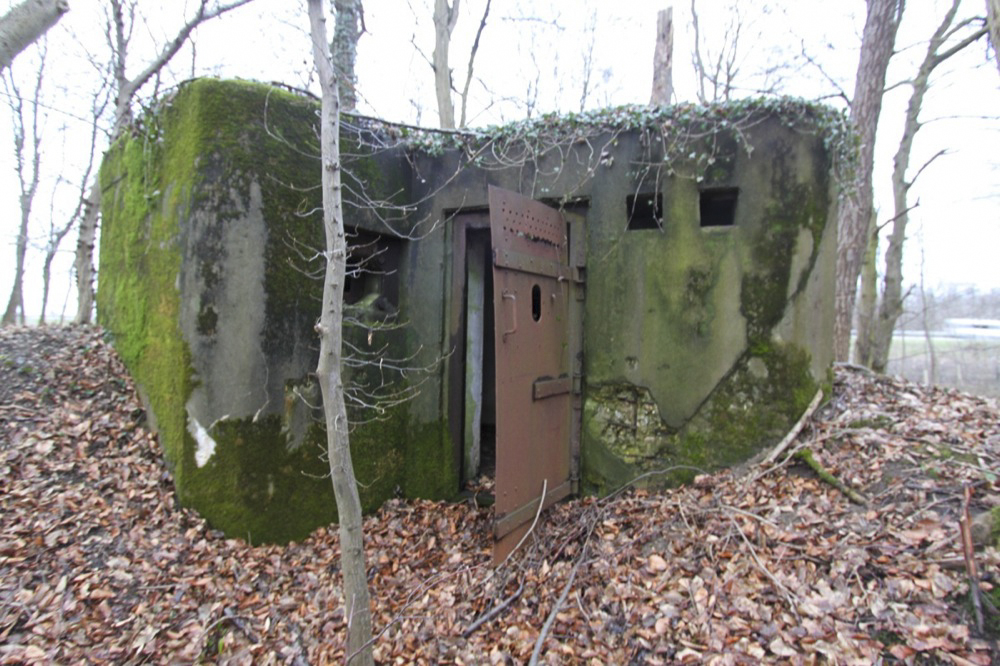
120,0,256,107
458,0,489,128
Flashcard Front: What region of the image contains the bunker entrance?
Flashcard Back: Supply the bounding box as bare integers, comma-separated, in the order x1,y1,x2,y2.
452,189,586,563
462,227,497,485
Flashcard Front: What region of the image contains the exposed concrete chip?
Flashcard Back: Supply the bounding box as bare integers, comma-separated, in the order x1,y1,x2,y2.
188,414,217,468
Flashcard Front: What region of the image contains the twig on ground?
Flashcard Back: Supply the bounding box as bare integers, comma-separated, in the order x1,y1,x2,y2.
462,580,524,638
728,515,801,621
223,607,259,644
495,478,547,570
794,448,869,506
960,484,985,635
528,514,600,665
762,389,824,465
196,608,258,652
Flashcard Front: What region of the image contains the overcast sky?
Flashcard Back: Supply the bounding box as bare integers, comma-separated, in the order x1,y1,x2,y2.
1,0,997,322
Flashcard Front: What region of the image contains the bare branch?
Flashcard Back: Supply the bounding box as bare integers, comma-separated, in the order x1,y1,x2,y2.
118,0,256,128
458,0,489,128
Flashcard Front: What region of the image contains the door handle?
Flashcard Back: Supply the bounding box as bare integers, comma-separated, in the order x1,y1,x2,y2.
502,290,517,341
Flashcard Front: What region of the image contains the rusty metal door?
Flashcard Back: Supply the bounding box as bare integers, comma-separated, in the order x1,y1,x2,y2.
488,185,578,563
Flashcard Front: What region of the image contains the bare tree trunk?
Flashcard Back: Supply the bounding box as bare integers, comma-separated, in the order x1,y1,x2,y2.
853,210,878,366
432,0,459,129
0,0,67,71
331,0,362,111
988,0,1000,76
870,0,987,372
690,0,709,104
2,58,44,327
918,245,937,385
41,82,105,322
832,0,902,361
308,1,374,663
2,199,31,326
73,178,99,324
650,7,673,106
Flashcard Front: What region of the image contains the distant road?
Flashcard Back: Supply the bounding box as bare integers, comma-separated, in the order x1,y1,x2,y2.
896,329,1000,340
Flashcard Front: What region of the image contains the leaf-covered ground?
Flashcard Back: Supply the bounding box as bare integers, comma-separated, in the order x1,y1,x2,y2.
1,325,998,664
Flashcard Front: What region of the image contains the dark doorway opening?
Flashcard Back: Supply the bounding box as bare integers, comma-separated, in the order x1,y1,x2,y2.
462,228,497,488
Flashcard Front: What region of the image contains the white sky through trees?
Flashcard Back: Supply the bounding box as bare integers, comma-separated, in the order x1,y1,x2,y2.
0,0,997,322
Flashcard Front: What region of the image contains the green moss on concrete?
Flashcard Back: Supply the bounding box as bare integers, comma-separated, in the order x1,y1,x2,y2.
582,342,818,495
741,144,829,343
184,416,336,544
182,403,413,544
402,421,458,500
98,96,196,479
99,79,429,543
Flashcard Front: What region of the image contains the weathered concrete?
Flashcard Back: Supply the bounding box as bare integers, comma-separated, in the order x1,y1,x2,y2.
99,80,843,541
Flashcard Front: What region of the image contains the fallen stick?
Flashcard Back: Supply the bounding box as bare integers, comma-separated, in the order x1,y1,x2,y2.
493,478,548,570
959,485,985,635
462,581,524,638
762,389,823,465
528,512,600,665
794,448,868,506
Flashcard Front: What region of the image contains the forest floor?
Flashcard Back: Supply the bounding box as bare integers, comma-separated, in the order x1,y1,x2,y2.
1,325,999,665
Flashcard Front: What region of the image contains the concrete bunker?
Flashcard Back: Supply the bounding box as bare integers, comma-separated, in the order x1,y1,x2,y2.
98,79,842,544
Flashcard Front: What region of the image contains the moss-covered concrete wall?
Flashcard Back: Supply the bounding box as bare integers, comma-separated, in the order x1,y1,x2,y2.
410,105,838,494
100,80,840,541
98,79,452,544
576,117,836,492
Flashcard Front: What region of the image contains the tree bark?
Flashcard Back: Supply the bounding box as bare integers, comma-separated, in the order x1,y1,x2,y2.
0,0,67,71
331,0,361,111
853,210,879,367
650,8,673,106
988,0,1000,76
2,57,44,326
2,188,32,326
307,1,374,663
870,0,987,372
918,247,938,385
73,178,99,324
432,0,459,129
833,0,902,361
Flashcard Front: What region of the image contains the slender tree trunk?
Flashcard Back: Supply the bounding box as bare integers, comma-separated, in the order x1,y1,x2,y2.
833,0,902,361
432,0,458,129
2,57,43,327
308,1,374,663
0,0,67,71
2,201,31,325
870,0,987,372
74,179,99,324
40,250,53,323
988,0,1000,76
853,210,879,366
331,0,361,111
650,7,673,106
919,246,937,385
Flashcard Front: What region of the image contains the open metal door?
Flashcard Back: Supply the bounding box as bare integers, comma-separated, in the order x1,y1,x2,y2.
488,185,578,563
